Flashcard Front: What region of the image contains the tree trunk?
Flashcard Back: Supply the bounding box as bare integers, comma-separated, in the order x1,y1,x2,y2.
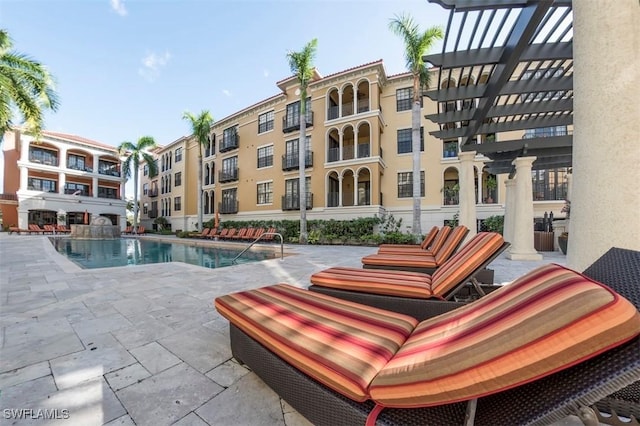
197,151,203,231
411,98,422,237
298,94,308,244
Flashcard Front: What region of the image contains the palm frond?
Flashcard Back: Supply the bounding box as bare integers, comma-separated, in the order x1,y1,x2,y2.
286,38,318,88
183,109,214,148
142,152,158,177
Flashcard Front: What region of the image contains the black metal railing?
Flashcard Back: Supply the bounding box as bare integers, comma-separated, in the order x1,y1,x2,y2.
282,193,313,211
282,111,314,133
148,209,158,218
282,151,313,171
218,201,239,214
148,188,158,197
219,134,239,152
327,147,340,162
327,192,339,207
218,168,239,183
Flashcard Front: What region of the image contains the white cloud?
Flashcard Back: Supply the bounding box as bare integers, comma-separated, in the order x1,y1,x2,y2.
110,0,127,16
222,89,232,97
138,51,171,82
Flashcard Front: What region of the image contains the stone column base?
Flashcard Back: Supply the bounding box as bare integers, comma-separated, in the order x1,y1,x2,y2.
506,250,543,261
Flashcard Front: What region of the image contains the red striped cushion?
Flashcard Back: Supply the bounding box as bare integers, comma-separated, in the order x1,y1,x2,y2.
423,226,451,255
430,232,504,296
215,284,417,401
433,226,468,265
369,264,640,407
310,267,433,298
362,253,438,268
377,226,440,254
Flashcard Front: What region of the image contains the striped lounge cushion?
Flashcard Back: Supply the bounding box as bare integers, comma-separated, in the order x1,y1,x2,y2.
377,226,440,254
214,284,418,401
310,267,433,298
368,263,640,407
362,253,438,268
433,226,469,265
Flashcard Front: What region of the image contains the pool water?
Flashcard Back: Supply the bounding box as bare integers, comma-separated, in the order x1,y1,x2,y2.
50,238,275,269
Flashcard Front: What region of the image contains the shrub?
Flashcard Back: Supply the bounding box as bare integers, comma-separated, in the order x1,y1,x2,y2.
483,215,504,234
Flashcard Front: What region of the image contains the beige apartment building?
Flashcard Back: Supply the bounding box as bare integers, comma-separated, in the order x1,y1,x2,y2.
139,60,569,233
1,129,127,230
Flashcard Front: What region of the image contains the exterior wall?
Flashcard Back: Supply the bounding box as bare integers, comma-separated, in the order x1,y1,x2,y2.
1,130,127,230
137,60,567,234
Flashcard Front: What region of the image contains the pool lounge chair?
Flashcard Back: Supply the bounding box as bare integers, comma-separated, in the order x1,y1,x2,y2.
8,226,29,235
28,224,46,234
309,232,508,320
193,228,211,238
362,225,469,274
215,247,640,426
376,225,441,255
223,228,237,240
232,228,249,240
56,225,71,233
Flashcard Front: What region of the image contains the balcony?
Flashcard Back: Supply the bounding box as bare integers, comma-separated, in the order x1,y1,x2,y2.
219,134,239,153
148,188,158,198
282,193,313,211
218,201,238,214
282,111,314,134
29,156,59,166
282,152,313,171
218,168,239,183
148,209,158,218
327,100,369,121
64,188,91,196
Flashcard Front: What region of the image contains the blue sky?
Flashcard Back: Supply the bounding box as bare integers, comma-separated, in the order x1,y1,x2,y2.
2,0,449,148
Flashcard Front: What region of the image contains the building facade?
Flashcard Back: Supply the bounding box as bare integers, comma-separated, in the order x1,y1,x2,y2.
1,129,127,230
138,60,569,233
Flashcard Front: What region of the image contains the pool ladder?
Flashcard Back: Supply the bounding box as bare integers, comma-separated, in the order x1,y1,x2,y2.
231,232,284,264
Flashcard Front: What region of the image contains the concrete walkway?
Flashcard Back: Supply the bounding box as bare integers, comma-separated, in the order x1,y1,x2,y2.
0,233,585,425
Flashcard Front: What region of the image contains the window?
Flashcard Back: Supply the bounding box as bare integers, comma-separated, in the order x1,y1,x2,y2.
29,147,58,165
175,147,183,162
143,183,149,195
28,177,57,193
397,127,424,154
221,126,239,151
524,126,568,139
205,134,215,157
257,145,274,168
98,187,118,199
257,181,273,205
443,140,458,158
397,171,425,198
174,196,182,211
284,98,312,130
221,188,238,213
68,154,86,170
143,203,148,215
144,164,149,176
396,88,422,112
174,172,182,187
98,160,119,176
65,182,90,196
221,156,238,182
258,111,274,133
532,168,569,201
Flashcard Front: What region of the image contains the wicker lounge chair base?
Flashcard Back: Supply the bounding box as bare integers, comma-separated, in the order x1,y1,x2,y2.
225,248,640,425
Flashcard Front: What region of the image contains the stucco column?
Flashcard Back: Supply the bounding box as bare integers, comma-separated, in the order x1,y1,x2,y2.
458,151,477,239
92,177,98,198
568,0,640,270
58,172,66,194
354,173,359,206
476,166,482,204
20,136,29,162
58,147,67,169
20,166,28,190
503,177,517,244
338,175,343,207
507,156,542,261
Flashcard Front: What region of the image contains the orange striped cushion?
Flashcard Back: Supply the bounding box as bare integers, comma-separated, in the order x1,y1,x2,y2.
433,226,468,265
215,284,417,401
430,232,504,297
423,226,451,255
310,267,433,299
377,226,440,254
369,264,640,407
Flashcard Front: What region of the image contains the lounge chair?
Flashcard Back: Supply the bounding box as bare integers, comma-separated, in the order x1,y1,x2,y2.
217,228,229,239
8,226,29,235
232,228,248,240
28,224,46,234
215,247,640,426
241,228,257,241
224,228,237,240
376,225,440,254
193,228,211,238
43,224,57,234
56,225,71,233
362,225,469,273
136,226,145,234
122,226,133,234
309,232,508,320
261,227,277,242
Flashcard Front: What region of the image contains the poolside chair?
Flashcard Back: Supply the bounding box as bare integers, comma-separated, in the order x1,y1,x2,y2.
122,226,133,234
217,228,229,239
136,226,145,234
261,227,277,242
224,228,237,240
309,232,508,320
8,226,29,235
28,224,46,234
207,228,220,239
194,228,211,238
241,228,257,241
362,225,469,274
215,247,640,426
252,227,266,241
43,224,57,234
56,225,71,233
376,225,441,254
233,228,248,240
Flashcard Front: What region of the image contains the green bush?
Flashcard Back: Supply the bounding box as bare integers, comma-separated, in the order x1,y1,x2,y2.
483,215,504,234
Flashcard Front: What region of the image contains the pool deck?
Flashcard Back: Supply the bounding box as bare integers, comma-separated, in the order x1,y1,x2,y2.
0,232,589,425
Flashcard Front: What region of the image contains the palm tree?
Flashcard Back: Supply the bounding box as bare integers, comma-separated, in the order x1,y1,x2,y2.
389,14,443,238
118,136,158,234
0,29,59,141
183,110,214,231
286,38,317,244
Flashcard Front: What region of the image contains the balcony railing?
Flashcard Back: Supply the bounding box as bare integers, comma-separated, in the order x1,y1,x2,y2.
218,201,239,214
29,156,59,166
281,193,313,211
148,189,158,198
149,209,158,218
327,192,339,207
98,168,121,177
357,144,370,158
218,168,239,183
219,134,239,152
282,111,314,133
0,193,18,201
327,147,340,162
64,189,91,196
357,99,369,113
327,106,339,120
282,151,313,171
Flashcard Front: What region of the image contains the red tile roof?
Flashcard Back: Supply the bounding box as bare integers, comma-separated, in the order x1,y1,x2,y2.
41,130,118,152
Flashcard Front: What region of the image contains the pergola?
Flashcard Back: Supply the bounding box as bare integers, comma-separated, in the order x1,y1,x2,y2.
424,0,573,175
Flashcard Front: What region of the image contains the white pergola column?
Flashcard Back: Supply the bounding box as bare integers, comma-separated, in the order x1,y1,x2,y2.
92,177,98,198
353,172,359,206
58,172,66,195
507,156,542,261
476,166,483,204
569,0,640,270
503,177,517,244
338,175,343,207
458,151,477,239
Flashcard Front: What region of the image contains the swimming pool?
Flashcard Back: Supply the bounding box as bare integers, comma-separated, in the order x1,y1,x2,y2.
50,238,276,269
